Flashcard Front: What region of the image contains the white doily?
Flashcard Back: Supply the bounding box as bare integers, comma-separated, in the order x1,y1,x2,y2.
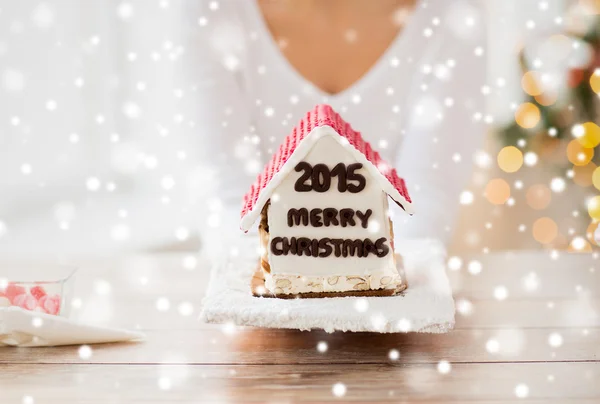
201,238,455,333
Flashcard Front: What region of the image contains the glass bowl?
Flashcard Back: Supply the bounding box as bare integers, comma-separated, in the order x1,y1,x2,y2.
0,265,77,317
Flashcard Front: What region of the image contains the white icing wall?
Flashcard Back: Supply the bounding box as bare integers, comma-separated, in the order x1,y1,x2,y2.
268,131,396,277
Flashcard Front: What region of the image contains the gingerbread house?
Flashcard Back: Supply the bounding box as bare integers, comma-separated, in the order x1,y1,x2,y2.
241,104,414,298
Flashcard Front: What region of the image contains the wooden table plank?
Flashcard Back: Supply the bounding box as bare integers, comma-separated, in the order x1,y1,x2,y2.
2,252,599,402
1,327,598,365
0,363,598,402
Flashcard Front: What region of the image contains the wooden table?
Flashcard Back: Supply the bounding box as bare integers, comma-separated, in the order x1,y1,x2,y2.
1,251,599,403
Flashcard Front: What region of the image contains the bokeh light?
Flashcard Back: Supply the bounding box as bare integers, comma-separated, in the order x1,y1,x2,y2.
526,184,551,210
550,177,566,193
514,102,540,129
497,146,523,173
568,236,592,252
573,122,600,148
573,162,596,187
437,360,452,374
521,71,543,96
532,217,558,244
587,196,600,220
523,151,538,167
332,382,347,397
317,341,328,353
515,384,529,399
567,139,594,166
534,91,558,106
586,221,599,245
485,178,511,205
590,69,600,94
592,167,600,190
548,332,563,348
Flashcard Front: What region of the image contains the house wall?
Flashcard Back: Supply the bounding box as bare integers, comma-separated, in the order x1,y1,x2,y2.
267,133,397,277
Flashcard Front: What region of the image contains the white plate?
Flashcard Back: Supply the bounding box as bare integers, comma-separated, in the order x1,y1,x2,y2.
201,238,455,333
0,306,145,347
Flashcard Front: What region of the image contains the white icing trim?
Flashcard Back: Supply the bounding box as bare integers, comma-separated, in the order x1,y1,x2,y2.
240,125,414,231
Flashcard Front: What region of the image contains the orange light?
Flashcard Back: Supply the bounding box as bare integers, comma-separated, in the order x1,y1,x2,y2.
587,221,599,246
497,146,523,173
526,184,551,210
591,70,600,93
532,217,558,244
515,103,540,129
593,166,600,190
521,71,543,96
567,139,594,166
485,178,510,205
574,122,600,148
573,163,597,187
568,237,593,253
587,195,600,220
535,91,558,106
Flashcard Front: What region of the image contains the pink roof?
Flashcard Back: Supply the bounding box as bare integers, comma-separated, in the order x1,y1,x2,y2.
240,104,412,231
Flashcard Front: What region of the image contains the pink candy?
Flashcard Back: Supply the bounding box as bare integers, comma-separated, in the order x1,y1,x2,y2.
2,283,62,315
13,293,38,311
5,284,26,301
39,295,61,315
30,285,47,300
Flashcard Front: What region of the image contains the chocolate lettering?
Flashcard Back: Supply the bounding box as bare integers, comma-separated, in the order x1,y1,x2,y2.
339,209,356,227
363,238,378,257
293,162,366,193
309,208,323,227
271,237,389,258
270,237,283,256
311,164,331,192
330,238,343,257
318,238,333,257
294,162,312,192
282,237,297,255
323,208,339,226
356,209,372,229
287,208,371,228
347,163,366,193
287,208,309,227
297,237,312,256
330,163,347,192
343,239,363,257
375,237,390,258
311,238,320,256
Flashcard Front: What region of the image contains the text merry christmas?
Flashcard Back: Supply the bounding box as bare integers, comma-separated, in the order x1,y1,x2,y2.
287,208,372,228
268,160,391,258
270,236,389,258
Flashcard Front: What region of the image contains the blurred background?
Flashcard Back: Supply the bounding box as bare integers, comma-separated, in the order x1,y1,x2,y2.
0,0,599,258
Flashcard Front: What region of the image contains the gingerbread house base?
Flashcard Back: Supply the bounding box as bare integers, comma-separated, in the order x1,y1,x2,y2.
251,263,407,299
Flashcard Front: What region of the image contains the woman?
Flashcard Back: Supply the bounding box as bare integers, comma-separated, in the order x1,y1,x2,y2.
190,0,487,257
